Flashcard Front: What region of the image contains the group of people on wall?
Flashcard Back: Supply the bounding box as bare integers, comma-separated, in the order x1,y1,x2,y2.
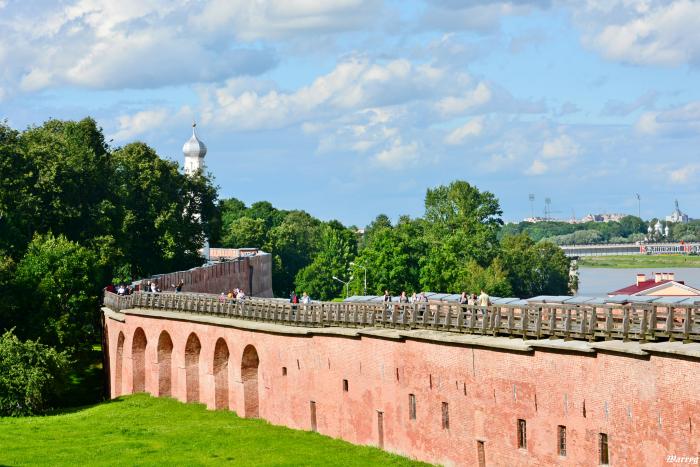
289,291,312,304
382,289,491,306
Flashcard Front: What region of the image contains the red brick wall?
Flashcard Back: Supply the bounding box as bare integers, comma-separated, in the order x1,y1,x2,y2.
107,313,700,466
138,254,273,297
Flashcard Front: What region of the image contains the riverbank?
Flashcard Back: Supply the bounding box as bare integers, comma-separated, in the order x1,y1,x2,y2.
578,254,700,269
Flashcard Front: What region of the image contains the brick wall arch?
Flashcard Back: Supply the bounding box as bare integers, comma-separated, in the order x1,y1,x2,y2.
131,328,147,393
241,344,260,418
213,338,229,410
115,331,125,397
157,331,174,397
185,332,201,403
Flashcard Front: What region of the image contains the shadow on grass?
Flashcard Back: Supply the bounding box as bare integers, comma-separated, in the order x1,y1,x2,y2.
55,344,106,410
44,397,124,417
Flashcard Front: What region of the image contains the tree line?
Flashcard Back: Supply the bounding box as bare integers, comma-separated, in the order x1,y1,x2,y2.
215,181,574,301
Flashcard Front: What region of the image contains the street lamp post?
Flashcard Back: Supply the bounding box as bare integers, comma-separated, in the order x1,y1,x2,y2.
350,262,367,295
332,276,351,299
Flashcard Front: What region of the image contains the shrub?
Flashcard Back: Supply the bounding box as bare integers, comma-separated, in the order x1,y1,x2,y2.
0,330,70,416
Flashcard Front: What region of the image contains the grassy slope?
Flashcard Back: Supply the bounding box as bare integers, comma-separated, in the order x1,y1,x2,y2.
578,254,700,269
0,394,430,467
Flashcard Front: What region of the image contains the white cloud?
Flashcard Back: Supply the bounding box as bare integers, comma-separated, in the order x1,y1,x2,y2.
444,117,484,145
200,57,472,130
635,111,661,135
541,134,581,159
525,133,581,175
111,108,172,142
669,164,700,183
0,0,277,95
525,159,548,175
193,0,381,41
420,1,546,33
436,82,491,116
635,101,700,136
373,139,420,168
578,0,700,66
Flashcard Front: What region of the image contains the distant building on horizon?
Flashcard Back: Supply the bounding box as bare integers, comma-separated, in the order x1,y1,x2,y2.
523,213,627,224
665,199,690,224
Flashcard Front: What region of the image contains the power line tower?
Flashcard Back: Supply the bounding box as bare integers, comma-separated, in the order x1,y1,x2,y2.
544,197,552,221
635,193,641,219
528,193,535,219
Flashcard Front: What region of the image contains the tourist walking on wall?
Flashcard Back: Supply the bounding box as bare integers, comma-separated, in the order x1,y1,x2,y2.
383,290,392,302
399,291,409,303
301,292,311,304
459,292,468,305
478,289,490,307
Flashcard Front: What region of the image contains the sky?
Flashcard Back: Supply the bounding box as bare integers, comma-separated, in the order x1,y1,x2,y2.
2,0,700,227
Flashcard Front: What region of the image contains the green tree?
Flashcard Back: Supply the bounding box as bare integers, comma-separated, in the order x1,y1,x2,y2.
294,221,357,300
350,216,424,295
499,234,572,298
222,217,266,248
0,330,69,416
11,234,103,354
0,118,113,257
457,258,512,297
420,181,503,292
265,211,323,296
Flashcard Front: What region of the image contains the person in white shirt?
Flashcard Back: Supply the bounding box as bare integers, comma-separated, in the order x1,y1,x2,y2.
301,292,311,304
478,290,490,307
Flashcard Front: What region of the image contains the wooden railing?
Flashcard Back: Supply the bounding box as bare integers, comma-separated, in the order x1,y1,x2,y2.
103,291,700,343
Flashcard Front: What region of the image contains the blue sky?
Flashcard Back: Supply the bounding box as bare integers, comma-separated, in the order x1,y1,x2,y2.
2,0,700,226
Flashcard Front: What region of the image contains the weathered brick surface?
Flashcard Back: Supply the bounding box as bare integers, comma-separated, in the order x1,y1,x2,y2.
138,254,273,297
106,313,700,466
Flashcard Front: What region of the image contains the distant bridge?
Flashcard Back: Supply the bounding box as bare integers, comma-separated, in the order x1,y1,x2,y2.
560,242,700,257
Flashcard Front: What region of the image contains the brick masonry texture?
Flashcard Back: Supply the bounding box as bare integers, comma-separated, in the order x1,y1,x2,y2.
105,312,700,466
138,254,273,297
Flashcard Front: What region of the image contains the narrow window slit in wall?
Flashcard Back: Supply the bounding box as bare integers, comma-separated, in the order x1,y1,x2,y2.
558,425,566,456
599,433,609,465
297,359,300,370
517,419,527,449
282,367,287,376
583,399,586,418
429,374,432,389
409,394,416,420
343,379,349,392
377,411,384,449
477,441,486,467
395,368,399,381
441,402,449,429
310,401,317,432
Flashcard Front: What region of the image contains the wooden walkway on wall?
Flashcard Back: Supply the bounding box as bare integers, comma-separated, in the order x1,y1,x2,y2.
103,291,700,343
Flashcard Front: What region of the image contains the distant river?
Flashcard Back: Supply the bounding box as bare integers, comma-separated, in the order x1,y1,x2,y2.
577,267,700,296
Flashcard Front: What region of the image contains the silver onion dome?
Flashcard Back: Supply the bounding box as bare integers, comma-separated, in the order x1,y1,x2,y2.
182,122,207,159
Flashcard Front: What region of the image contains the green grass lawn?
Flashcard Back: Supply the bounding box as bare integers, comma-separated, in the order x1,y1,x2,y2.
0,394,431,466
578,254,700,269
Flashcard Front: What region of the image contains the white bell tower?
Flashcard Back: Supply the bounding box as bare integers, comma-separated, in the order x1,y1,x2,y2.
182,121,210,260
182,121,207,175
